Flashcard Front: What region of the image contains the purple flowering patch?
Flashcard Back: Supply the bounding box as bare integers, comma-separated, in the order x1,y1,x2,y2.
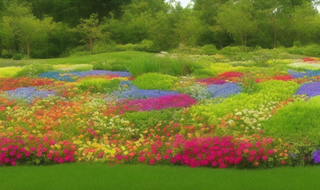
295,82,320,97
5,87,55,102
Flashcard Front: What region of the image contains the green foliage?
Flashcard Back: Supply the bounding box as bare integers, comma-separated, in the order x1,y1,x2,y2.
1,49,13,59
12,53,25,60
91,59,129,71
127,56,192,77
201,45,218,55
285,44,320,57
77,78,121,93
123,108,182,130
263,96,320,146
219,46,242,55
15,63,54,78
0,67,22,78
133,73,178,90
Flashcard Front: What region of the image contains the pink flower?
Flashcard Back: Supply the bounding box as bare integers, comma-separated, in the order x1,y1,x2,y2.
116,155,123,160
248,156,255,162
256,141,261,147
166,149,172,154
9,150,16,156
49,139,56,145
11,161,16,166
219,162,228,169
36,152,42,157
25,151,30,157
98,152,104,158
149,158,155,165
268,150,273,155
16,153,21,159
250,150,256,156
170,157,177,163
4,158,10,163
53,157,59,162
58,157,64,164
156,152,161,161
139,156,145,162
47,154,52,160
262,155,268,161
211,160,217,167
20,148,25,153
30,147,36,152
234,156,243,165
163,155,170,160
256,155,260,161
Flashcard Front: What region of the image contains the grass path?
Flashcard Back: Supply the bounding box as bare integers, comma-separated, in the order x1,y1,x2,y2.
0,163,318,190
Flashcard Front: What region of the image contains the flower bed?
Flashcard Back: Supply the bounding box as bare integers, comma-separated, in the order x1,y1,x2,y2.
1,58,320,169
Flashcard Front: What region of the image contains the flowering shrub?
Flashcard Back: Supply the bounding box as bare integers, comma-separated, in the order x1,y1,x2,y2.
133,73,178,90
295,82,320,97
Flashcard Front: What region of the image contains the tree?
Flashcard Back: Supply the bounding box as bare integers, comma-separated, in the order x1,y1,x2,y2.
216,0,257,51
1,3,52,58
72,13,103,54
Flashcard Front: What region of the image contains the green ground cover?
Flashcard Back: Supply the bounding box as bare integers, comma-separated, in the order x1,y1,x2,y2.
0,163,318,190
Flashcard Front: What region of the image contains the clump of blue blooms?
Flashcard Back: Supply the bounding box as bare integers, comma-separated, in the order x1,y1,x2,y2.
38,72,75,82
39,70,132,81
111,85,180,99
312,149,320,163
288,69,320,78
5,87,55,102
295,82,320,97
207,83,242,98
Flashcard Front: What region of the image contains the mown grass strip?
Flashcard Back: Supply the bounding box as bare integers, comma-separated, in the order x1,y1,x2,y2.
0,163,318,190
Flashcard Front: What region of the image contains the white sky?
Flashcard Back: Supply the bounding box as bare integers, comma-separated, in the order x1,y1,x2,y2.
165,0,192,7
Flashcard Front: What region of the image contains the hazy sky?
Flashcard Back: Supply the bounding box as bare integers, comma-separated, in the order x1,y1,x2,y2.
165,0,192,7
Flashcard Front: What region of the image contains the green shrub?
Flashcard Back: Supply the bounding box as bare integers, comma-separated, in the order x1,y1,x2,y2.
201,45,218,55
12,53,25,60
262,96,320,146
133,73,178,90
219,46,242,55
0,67,22,78
15,63,54,78
77,78,121,93
123,108,182,131
1,49,13,59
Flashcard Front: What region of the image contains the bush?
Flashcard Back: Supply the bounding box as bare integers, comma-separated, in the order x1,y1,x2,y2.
262,96,320,146
133,73,178,91
201,45,218,55
77,78,121,93
12,53,25,60
1,49,13,59
0,67,22,78
15,63,54,78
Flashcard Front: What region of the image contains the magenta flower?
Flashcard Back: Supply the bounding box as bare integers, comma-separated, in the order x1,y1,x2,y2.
30,147,36,152
268,150,273,155
149,159,155,165
262,155,268,161
16,153,21,159
25,151,30,157
58,157,64,164
139,156,145,162
9,150,16,156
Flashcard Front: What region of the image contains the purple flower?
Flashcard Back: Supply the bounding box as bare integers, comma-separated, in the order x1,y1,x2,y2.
5,87,55,102
295,82,320,97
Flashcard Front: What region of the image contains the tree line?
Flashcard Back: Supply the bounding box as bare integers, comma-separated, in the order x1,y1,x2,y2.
0,0,320,58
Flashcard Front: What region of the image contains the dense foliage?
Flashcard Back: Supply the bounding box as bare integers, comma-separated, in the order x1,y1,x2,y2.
1,0,320,58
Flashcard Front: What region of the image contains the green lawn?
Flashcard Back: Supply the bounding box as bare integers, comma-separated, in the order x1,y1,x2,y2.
0,51,155,67
0,163,318,190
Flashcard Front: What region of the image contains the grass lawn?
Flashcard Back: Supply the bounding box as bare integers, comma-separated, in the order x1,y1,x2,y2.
0,51,155,67
0,163,318,190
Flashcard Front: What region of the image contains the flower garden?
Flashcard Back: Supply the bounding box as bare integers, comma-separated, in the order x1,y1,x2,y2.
1,57,320,169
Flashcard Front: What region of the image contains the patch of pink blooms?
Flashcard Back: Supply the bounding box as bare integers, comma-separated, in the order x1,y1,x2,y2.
115,94,197,113
170,135,275,168
0,135,76,166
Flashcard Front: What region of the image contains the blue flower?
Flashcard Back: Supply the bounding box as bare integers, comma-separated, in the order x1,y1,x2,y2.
312,150,320,164
5,87,55,103
295,82,320,97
